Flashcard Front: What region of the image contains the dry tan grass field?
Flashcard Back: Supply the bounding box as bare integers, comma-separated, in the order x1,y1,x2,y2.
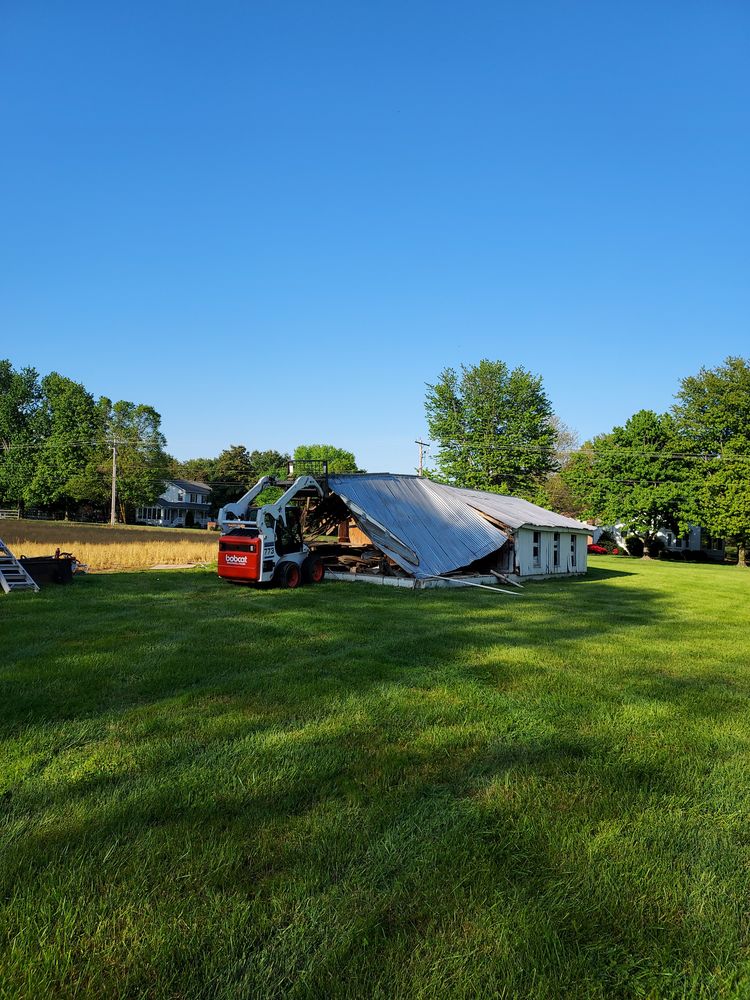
0,519,217,570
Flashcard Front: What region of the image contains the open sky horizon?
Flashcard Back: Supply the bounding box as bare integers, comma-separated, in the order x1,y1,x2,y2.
2,2,748,473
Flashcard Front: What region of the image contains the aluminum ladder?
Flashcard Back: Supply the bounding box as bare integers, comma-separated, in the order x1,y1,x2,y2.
0,539,40,594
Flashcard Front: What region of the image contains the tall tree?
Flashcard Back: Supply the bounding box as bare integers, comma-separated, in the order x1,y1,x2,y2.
0,360,40,506
562,410,691,556
207,446,290,511
293,444,359,473
101,400,170,520
424,360,556,498
26,373,104,514
248,449,290,479
172,456,218,486
672,357,750,566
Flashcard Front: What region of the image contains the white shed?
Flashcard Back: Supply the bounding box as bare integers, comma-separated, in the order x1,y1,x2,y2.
323,476,591,581
433,486,591,578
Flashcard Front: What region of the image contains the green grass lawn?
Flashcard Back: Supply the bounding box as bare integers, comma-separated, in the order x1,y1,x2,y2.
2,560,750,999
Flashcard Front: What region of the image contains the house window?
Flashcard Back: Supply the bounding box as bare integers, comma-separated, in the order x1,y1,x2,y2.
532,531,541,568
570,534,576,567
178,490,185,501
553,532,560,567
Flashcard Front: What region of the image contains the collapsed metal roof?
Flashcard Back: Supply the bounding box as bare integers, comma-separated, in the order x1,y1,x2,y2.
425,482,593,532
328,474,508,580
326,474,592,580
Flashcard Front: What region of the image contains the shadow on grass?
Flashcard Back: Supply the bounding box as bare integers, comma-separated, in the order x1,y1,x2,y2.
1,564,660,731
3,566,750,995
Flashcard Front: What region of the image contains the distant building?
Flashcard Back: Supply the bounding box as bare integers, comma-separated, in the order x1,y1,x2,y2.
595,523,725,559
135,479,212,528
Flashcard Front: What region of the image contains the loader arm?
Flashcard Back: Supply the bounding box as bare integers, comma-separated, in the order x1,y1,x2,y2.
217,475,325,532
217,475,275,529
265,476,326,526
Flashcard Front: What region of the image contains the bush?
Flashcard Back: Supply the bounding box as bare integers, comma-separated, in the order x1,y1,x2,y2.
648,538,665,558
624,535,644,558
593,530,619,554
683,549,709,563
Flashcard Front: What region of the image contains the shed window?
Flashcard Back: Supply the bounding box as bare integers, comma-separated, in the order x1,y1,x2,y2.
570,534,576,567
553,532,560,567
532,531,541,568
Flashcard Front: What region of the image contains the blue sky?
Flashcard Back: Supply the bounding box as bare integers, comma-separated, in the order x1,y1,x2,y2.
2,2,748,472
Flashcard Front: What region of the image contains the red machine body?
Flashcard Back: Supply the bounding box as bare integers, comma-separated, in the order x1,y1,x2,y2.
217,531,262,583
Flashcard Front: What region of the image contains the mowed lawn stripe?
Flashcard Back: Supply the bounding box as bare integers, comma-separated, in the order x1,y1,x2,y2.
1,560,749,998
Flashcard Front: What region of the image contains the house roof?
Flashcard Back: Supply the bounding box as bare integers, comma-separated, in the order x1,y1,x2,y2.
167,479,212,492
427,483,592,532
327,474,508,579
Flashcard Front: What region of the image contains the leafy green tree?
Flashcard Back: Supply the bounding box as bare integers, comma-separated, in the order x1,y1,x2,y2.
0,360,40,507
562,410,691,556
248,449,290,478
206,446,290,511
26,373,104,514
101,400,170,520
672,356,750,566
172,447,292,513
293,444,359,473
173,457,217,485
424,359,556,498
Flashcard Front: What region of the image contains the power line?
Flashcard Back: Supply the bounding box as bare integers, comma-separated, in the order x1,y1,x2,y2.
3,438,750,461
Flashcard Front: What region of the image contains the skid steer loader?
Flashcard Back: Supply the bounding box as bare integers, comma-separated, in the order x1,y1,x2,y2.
216,474,326,588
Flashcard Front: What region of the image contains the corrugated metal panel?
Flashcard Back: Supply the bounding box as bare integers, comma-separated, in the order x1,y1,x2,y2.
328,474,508,579
427,482,592,532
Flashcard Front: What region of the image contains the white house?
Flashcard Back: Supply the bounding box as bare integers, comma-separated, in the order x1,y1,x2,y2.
596,523,725,559
136,479,212,528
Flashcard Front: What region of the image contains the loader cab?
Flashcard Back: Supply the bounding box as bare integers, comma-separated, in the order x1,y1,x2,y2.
274,506,304,556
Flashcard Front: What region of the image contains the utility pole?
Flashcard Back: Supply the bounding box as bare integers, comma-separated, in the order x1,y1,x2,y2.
415,439,429,477
110,440,117,525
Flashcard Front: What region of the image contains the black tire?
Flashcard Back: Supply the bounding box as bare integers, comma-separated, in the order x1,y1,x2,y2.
302,556,325,584
276,561,302,589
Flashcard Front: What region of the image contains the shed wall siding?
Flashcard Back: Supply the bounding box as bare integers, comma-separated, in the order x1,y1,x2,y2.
516,528,588,577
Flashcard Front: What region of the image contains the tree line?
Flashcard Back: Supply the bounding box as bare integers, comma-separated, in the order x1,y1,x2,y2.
0,360,359,520
4,355,747,559
173,443,359,513
425,356,750,564
0,360,169,520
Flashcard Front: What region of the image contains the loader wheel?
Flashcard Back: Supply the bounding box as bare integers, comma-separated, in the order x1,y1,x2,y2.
278,562,302,589
303,556,325,584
